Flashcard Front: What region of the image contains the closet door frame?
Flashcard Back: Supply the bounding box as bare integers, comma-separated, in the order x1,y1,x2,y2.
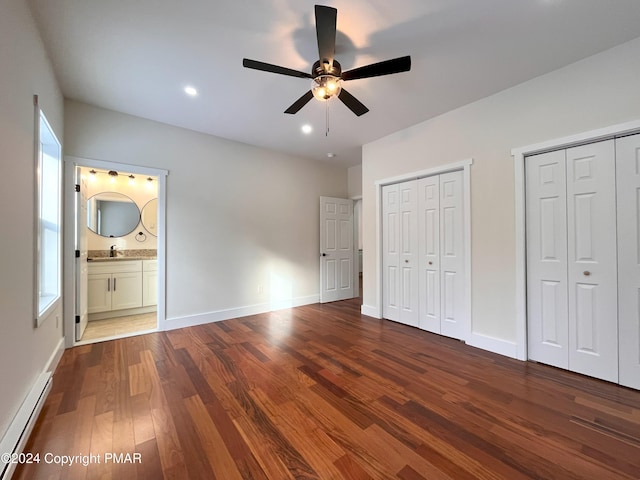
374,159,473,342
513,119,640,361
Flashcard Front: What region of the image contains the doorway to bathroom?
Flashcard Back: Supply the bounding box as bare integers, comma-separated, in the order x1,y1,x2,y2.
64,156,167,346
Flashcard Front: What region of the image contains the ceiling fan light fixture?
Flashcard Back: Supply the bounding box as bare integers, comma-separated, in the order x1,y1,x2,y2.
311,75,342,101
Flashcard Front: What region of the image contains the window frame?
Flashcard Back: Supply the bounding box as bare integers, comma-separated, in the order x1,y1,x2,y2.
34,96,62,327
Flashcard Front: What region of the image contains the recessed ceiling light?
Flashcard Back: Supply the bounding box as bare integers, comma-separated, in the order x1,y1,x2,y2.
184,86,198,96
301,124,313,134
326,152,337,158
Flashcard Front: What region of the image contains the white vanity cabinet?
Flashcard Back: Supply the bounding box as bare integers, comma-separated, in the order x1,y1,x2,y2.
88,260,143,314
142,260,158,307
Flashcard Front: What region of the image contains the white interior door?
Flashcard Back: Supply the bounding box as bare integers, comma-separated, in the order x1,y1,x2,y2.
320,196,354,303
565,141,618,383
382,184,400,321
382,182,419,327
526,142,618,383
526,150,569,368
438,171,465,339
418,176,440,332
616,133,640,390
398,181,419,327
75,166,88,341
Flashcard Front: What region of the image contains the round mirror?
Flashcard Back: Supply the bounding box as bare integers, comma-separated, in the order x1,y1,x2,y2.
87,192,140,237
141,198,158,237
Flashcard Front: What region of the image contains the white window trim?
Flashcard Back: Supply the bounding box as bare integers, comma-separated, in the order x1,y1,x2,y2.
34,96,62,327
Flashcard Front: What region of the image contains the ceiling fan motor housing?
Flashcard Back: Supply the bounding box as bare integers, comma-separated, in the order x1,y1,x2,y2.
312,59,341,77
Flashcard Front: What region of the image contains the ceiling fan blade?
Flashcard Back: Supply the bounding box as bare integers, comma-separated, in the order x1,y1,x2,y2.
342,56,411,81
284,90,314,114
243,58,312,79
315,5,337,68
338,88,369,116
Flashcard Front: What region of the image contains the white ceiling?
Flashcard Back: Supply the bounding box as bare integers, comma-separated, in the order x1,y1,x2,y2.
28,0,640,167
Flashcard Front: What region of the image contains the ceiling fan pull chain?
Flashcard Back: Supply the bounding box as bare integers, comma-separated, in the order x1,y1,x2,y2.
326,99,329,137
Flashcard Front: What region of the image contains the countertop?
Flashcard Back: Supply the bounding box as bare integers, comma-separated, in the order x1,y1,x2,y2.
87,256,157,262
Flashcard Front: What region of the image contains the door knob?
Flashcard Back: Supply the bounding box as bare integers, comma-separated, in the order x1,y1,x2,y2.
321,253,327,257
405,259,409,263
428,261,433,265
583,271,591,276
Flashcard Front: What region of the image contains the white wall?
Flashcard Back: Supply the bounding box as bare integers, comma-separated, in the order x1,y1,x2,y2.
362,37,640,351
348,164,362,198
64,100,348,325
0,0,64,440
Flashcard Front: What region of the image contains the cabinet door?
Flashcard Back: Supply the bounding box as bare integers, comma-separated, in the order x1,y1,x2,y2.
143,270,158,307
616,134,640,390
526,150,569,369
418,176,440,333
88,273,111,314
111,272,143,310
566,141,618,383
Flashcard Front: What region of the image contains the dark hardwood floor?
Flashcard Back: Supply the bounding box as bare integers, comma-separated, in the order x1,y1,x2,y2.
14,296,640,479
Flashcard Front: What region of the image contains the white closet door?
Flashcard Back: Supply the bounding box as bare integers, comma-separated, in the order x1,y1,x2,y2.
439,171,465,339
398,181,419,327
382,181,419,327
566,141,618,383
526,150,569,369
382,184,400,322
616,134,640,390
418,176,440,332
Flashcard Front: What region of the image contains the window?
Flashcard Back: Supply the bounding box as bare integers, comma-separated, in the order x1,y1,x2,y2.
35,102,62,325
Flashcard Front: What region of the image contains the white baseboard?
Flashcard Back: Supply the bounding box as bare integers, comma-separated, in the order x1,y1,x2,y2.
163,294,320,331
45,337,65,374
1,337,63,479
466,331,518,359
361,304,381,319
0,372,52,480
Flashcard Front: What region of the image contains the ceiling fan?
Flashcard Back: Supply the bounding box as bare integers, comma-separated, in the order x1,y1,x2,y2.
242,5,411,117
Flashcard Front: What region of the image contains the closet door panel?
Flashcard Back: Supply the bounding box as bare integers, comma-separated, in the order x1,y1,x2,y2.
398,181,419,327
616,133,640,390
566,141,618,383
439,171,465,339
382,184,400,321
526,150,569,369
418,176,440,332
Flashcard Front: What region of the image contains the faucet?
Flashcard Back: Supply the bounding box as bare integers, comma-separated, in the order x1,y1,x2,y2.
110,245,117,257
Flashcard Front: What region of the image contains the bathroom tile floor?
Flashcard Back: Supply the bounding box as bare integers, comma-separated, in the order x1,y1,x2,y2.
81,312,157,341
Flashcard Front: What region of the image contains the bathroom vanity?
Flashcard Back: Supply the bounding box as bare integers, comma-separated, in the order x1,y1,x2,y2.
87,258,157,319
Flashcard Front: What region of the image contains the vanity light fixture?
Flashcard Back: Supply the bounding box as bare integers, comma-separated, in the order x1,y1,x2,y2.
108,170,118,184
128,174,135,186
147,177,153,182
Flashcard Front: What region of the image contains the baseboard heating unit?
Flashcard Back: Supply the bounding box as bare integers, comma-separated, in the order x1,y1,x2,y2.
0,372,52,480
